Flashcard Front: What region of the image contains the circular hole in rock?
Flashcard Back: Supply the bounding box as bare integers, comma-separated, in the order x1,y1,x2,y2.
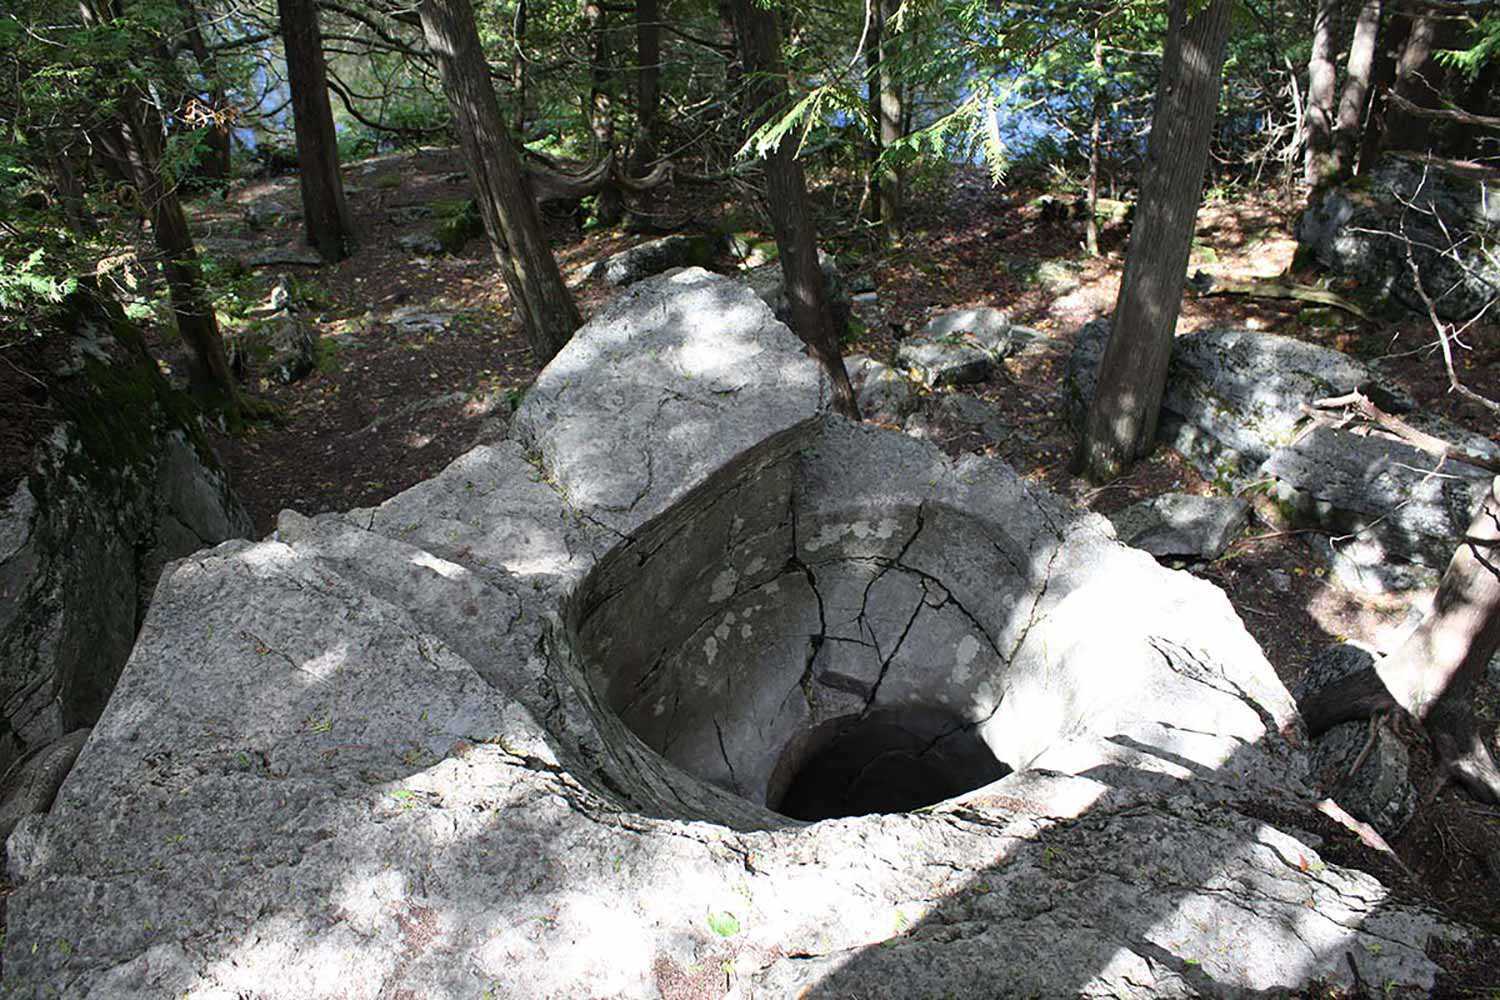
770,708,1010,822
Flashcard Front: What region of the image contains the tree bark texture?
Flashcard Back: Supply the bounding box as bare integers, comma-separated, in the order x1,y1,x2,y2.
1085,28,1103,257
1305,476,1500,804
1332,0,1382,180
628,0,661,214
583,0,623,225
1074,0,1233,483
278,0,354,262
728,0,859,421
512,0,528,133
862,4,883,225
875,0,902,237
419,0,580,364
1382,11,1450,153
1357,9,1411,175
1304,0,1340,190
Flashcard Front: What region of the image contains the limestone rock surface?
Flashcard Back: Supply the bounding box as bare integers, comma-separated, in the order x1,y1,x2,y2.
1109,493,1251,561
576,234,723,286
1068,322,1489,582
3,271,1463,999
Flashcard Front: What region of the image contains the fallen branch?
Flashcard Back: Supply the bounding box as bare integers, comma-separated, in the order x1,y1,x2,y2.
1307,390,1500,472
1186,270,1369,319
1387,92,1500,134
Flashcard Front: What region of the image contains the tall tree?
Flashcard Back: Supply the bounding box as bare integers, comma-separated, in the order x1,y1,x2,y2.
1332,0,1383,179
584,0,624,225
418,0,581,363
278,0,354,262
1357,7,1412,173
875,0,903,238
177,0,232,180
78,0,246,421
1382,9,1451,152
1304,0,1340,190
1074,0,1234,483
628,0,661,217
1085,25,1105,257
729,0,859,420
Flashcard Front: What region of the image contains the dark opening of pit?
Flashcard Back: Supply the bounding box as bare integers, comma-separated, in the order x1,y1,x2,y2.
771,709,1010,822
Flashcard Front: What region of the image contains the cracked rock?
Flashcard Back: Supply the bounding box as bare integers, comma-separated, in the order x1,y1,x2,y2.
2,271,1464,999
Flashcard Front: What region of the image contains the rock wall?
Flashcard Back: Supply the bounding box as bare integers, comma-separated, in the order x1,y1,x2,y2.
3,271,1463,998
0,292,252,793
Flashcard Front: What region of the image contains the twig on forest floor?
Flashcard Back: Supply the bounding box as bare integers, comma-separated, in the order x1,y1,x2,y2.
1311,795,1417,878
1344,713,1384,784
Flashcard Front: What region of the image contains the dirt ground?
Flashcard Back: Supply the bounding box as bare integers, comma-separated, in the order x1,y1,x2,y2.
6,148,1499,985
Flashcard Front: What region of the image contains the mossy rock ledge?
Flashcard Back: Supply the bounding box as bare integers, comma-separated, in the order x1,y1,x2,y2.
0,292,252,833
6,271,1465,997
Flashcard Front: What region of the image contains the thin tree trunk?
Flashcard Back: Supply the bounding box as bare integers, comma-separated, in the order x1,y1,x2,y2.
862,0,883,225
1357,8,1410,175
278,0,354,262
1085,28,1103,257
1304,475,1500,804
876,0,902,238
728,0,859,421
79,0,244,420
583,0,623,226
512,0,528,133
1332,0,1381,180
1073,0,1233,483
419,0,580,364
628,0,660,215
1304,0,1340,190
178,0,232,180
1383,11,1448,153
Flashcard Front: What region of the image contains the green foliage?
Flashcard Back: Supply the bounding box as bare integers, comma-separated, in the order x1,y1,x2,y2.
1438,14,1500,81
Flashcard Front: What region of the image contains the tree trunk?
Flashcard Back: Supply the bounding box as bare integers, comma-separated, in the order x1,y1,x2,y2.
862,4,883,225
1304,0,1340,190
419,0,580,364
728,0,859,421
876,0,902,238
1357,8,1410,175
278,0,354,262
178,0,232,180
1382,11,1448,153
583,0,623,226
1304,475,1500,804
79,0,244,420
1085,28,1103,257
512,0,528,133
1332,0,1382,180
1073,0,1233,483
628,0,661,215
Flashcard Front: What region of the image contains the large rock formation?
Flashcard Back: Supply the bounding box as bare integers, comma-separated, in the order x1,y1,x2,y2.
1297,153,1499,321
0,292,252,792
1068,322,1494,588
4,271,1464,997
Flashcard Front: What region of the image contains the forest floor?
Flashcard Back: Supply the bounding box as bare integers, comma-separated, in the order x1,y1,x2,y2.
7,146,1500,986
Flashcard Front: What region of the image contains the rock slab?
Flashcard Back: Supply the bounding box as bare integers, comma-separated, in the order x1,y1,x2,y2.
2,271,1462,999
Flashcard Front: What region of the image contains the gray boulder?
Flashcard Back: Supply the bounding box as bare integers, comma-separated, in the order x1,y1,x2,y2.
1109,493,1251,561
395,233,444,255
247,245,325,269
902,391,1014,452
234,311,320,385
3,270,1463,998
898,307,1036,385
1298,153,1500,321
1068,322,1489,582
575,233,722,286
242,198,300,230
843,354,912,424
0,292,252,779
